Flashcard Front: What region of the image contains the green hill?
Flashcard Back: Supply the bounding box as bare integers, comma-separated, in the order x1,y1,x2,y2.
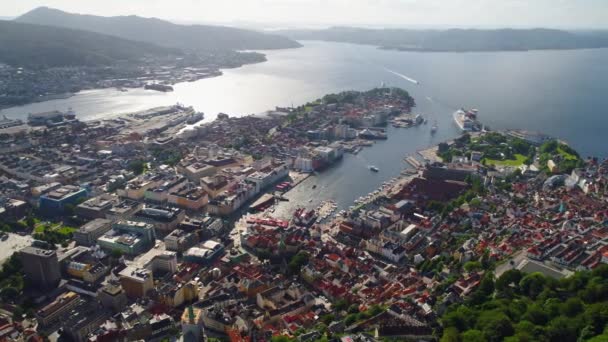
0,20,178,68
439,266,608,341
16,7,301,52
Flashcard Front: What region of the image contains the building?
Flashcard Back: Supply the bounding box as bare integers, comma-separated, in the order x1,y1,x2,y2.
105,199,142,221
200,174,237,199
98,282,128,313
144,176,186,204
184,240,224,264
149,313,175,340
150,251,178,274
62,300,109,342
19,246,61,290
97,221,156,256
167,184,209,210
158,281,199,308
119,267,154,299
132,206,185,234
164,229,199,252
293,156,314,173
75,196,113,219
177,161,216,182
119,177,162,200
245,162,289,194
0,198,28,221
39,185,87,216
182,306,204,342
36,291,80,328
73,218,112,246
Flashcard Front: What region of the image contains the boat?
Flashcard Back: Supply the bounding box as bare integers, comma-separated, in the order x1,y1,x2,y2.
369,166,379,172
144,83,174,92
186,112,204,124
431,120,438,134
453,108,479,131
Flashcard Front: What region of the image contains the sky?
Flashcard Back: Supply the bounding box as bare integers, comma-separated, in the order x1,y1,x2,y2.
2,0,608,29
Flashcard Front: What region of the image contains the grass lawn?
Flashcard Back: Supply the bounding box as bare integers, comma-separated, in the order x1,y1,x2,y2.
34,224,49,233
557,146,578,161
483,153,528,167
33,223,75,235
56,226,77,235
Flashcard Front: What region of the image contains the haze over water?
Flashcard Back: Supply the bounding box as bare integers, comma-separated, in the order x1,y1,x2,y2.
3,40,607,159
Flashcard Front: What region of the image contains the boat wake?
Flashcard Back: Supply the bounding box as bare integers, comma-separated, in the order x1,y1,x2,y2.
383,67,419,85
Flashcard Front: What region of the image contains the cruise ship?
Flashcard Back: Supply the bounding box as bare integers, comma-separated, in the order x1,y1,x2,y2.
453,108,480,131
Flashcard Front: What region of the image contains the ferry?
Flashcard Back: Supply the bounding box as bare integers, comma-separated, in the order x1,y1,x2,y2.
453,108,480,131
369,166,379,172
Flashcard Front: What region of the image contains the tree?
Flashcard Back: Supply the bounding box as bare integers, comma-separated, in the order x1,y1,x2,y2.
560,297,583,317
519,273,546,299
344,314,357,326
287,251,309,275
0,287,19,302
442,306,476,332
546,316,578,341
461,329,485,342
12,306,23,321
334,299,349,312
25,215,36,229
476,310,514,342
440,327,459,342
111,249,123,259
522,304,548,326
320,314,335,325
128,159,146,175
464,261,482,273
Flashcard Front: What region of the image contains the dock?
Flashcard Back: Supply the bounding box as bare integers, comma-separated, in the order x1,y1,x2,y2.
249,193,275,212
417,146,442,163
405,156,422,169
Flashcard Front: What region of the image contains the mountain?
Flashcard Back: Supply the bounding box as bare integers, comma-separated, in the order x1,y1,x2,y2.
0,20,178,68
15,7,301,52
279,27,608,52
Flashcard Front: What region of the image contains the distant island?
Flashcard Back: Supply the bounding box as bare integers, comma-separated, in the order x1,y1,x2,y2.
279,26,608,52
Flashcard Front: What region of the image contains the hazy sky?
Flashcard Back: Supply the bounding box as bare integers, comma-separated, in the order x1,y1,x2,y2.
3,0,608,29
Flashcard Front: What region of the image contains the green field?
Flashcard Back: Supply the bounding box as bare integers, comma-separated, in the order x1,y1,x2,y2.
483,153,528,167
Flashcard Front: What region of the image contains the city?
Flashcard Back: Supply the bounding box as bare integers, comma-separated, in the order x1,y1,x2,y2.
0,84,607,341
2,1,608,342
